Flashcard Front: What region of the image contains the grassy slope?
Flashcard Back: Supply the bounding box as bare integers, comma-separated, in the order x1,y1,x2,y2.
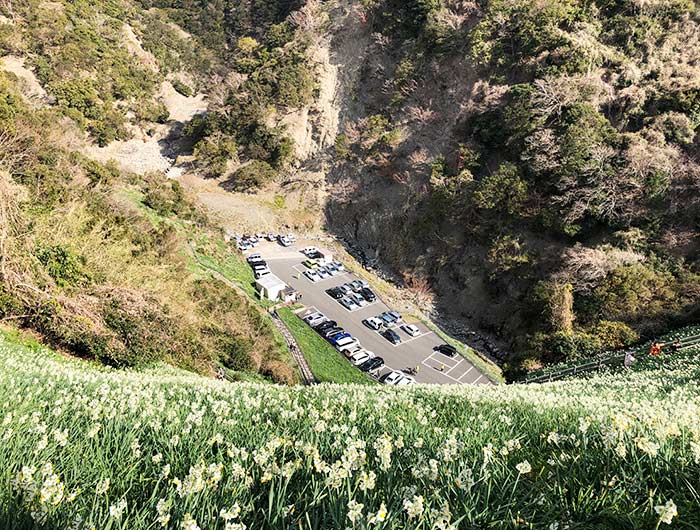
0,330,698,529
277,306,374,385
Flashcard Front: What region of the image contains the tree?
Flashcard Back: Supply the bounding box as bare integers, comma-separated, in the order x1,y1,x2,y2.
473,163,528,216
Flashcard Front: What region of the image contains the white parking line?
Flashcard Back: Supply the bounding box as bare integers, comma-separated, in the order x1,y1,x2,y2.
394,331,433,347
444,358,463,375
457,365,475,381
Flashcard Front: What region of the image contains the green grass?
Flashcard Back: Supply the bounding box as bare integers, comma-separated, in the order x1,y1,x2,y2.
277,307,374,385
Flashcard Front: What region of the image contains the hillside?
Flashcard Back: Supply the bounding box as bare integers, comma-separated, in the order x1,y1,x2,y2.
318,0,700,375
0,330,698,528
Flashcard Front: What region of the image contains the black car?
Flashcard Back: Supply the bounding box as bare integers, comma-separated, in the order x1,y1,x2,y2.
381,329,401,345
325,287,344,300
434,344,457,357
360,357,385,372
359,287,376,302
313,320,337,333
322,327,344,339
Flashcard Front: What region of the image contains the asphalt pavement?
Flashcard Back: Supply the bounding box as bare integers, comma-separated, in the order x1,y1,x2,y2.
250,241,490,385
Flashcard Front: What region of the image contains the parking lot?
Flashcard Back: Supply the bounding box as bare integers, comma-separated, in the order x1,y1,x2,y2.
246,241,490,385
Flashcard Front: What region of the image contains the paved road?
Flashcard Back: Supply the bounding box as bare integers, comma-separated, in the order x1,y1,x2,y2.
251,241,489,385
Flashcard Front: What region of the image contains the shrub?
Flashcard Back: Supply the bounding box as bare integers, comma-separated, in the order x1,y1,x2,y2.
172,79,194,97
593,320,640,350
229,160,277,191
473,163,528,216
486,235,530,279
193,133,239,178
135,100,170,124
143,177,189,217
34,244,92,288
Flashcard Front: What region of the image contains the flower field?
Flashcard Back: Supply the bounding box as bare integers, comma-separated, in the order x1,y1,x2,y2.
0,332,699,529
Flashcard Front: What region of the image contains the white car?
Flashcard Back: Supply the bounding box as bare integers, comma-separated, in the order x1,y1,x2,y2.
303,270,320,282
337,338,361,353
342,344,364,358
316,268,330,279
396,375,416,386
381,370,404,385
401,324,421,337
363,317,383,331
278,235,292,247
253,267,271,279
340,297,358,310
304,312,325,326
351,293,368,306
301,246,318,256
287,233,296,242
350,350,374,366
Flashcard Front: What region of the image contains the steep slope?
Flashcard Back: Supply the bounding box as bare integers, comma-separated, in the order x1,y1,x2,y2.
0,24,297,383
320,1,700,375
0,330,698,528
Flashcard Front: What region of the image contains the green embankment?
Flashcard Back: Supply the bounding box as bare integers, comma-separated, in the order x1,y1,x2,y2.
277,307,374,384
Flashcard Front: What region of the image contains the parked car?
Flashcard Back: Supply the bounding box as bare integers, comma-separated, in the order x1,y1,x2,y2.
380,370,404,385
350,350,374,366
339,297,358,310
325,287,344,299
342,344,364,358
433,344,457,357
316,268,330,279
381,329,401,345
326,263,340,275
278,235,292,247
331,261,345,271
396,375,416,386
337,338,361,353
303,312,325,326
359,287,376,302
401,324,421,337
362,317,383,331
379,312,397,325
246,253,263,263
322,327,344,339
329,332,351,345
351,292,368,307
266,233,276,241
334,335,357,349
339,283,353,295
253,267,271,279
387,310,402,323
313,320,337,333
301,246,318,255
350,279,368,292
287,233,296,242
302,259,318,269
303,270,320,282
360,357,384,372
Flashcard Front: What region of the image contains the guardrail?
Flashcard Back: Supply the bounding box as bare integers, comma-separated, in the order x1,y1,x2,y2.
519,332,700,384
519,352,627,384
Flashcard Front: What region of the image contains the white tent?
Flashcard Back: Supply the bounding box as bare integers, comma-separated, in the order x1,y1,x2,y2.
255,274,287,301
